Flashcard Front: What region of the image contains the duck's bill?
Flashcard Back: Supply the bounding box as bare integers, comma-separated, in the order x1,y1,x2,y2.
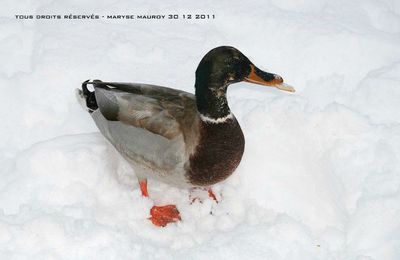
275,82,295,92
244,64,295,93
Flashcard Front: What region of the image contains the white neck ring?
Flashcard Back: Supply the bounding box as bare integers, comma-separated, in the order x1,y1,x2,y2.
199,113,234,124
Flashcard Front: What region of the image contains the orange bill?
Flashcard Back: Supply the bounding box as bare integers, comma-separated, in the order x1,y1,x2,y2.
245,64,295,92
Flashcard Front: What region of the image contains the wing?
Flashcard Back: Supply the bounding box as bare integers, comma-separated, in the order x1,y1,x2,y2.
93,82,197,140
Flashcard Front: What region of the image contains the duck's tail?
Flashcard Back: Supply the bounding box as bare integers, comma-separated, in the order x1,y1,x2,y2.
75,79,99,113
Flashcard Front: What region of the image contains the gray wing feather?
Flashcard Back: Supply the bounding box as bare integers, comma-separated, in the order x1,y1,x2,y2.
94,85,193,139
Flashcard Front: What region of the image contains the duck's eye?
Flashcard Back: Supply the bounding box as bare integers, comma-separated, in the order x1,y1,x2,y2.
226,56,240,68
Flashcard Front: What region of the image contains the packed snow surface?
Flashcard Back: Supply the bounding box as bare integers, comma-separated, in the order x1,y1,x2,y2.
1,0,400,259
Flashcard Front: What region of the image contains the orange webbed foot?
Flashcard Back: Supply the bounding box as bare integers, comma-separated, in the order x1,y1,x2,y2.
139,179,181,227
149,205,181,227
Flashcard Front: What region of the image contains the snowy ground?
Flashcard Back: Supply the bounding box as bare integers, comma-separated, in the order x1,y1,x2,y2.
1,0,400,259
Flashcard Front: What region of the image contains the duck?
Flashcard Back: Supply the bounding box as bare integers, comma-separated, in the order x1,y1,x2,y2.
76,46,294,227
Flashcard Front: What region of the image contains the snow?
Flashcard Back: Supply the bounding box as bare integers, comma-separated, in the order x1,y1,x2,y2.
1,0,400,259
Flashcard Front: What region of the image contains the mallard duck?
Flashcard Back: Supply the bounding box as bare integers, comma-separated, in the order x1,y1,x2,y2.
76,46,294,227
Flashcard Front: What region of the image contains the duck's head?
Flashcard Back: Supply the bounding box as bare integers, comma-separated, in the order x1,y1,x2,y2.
195,46,294,121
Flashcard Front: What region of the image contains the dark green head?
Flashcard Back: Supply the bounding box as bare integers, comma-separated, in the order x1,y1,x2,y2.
195,46,294,121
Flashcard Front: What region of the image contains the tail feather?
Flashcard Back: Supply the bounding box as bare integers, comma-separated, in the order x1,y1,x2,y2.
76,79,100,113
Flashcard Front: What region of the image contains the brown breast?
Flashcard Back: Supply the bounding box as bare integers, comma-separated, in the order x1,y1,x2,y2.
186,117,245,186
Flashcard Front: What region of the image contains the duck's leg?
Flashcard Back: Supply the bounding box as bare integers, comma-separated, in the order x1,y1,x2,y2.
208,188,218,203
139,179,149,197
189,187,219,204
139,179,181,227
